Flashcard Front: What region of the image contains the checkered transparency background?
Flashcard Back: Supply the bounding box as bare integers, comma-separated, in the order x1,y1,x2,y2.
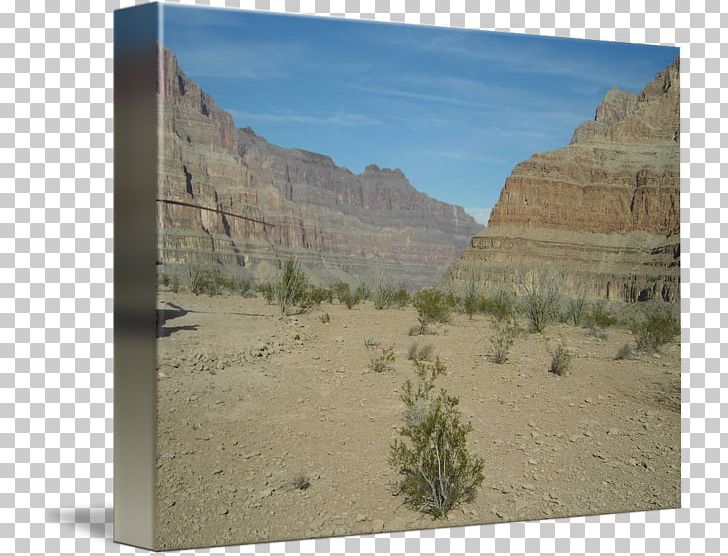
1,0,725,554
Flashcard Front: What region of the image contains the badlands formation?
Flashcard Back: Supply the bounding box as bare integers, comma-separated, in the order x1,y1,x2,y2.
451,58,680,302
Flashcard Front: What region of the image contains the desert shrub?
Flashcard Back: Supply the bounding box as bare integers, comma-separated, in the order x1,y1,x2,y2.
372,275,396,310
340,290,360,309
355,282,371,301
585,300,617,329
274,259,309,316
257,282,275,304
307,286,332,306
392,286,411,308
159,272,170,288
332,282,359,309
566,283,589,326
407,342,434,362
548,342,573,376
480,287,518,323
168,274,180,293
413,288,452,334
368,345,396,373
332,282,350,300
615,343,633,360
588,326,609,341
186,264,223,296
219,275,251,296
629,302,679,353
390,357,484,519
490,323,515,364
519,270,563,333
319,313,330,324
444,292,460,309
363,336,380,348
292,474,311,491
462,280,480,320
407,325,422,336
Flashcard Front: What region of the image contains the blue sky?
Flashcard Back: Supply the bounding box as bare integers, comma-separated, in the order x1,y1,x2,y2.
161,5,678,225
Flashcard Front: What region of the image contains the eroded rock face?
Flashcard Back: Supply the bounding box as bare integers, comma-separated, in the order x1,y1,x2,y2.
452,58,680,303
157,46,481,288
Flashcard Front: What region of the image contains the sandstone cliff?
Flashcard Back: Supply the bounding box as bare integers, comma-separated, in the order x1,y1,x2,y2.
156,46,481,288
450,58,680,302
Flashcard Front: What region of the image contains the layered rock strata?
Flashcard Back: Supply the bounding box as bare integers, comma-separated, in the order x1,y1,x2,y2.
157,46,481,288
451,58,680,302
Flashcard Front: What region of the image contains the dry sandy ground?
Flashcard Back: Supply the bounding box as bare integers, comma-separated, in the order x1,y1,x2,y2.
154,292,680,550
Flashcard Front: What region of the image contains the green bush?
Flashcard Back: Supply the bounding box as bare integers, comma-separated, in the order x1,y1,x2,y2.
519,270,563,333
462,281,480,320
258,282,275,304
629,303,679,353
368,345,396,373
332,281,350,300
372,275,396,310
585,300,617,329
480,287,517,323
413,288,452,334
274,259,309,316
169,274,180,293
306,286,333,306
389,357,484,519
490,323,515,364
332,282,359,309
392,286,411,308
186,264,223,296
566,284,589,326
548,342,573,376
355,282,371,301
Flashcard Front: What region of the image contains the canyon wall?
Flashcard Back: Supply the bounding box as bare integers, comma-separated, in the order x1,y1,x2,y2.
156,46,481,288
449,58,680,302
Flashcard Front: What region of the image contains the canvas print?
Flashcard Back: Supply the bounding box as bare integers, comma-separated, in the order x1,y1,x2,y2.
116,3,680,550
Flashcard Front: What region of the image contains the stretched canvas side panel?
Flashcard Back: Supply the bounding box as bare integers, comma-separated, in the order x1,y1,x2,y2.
113,3,160,550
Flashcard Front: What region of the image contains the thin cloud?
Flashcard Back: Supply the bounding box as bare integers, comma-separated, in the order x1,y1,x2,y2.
228,110,384,127
350,84,494,110
172,41,307,80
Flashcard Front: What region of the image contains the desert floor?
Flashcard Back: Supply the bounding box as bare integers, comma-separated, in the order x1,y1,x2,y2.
154,292,680,550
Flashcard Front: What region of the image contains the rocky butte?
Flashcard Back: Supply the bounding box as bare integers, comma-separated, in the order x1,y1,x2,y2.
156,46,482,289
449,58,680,303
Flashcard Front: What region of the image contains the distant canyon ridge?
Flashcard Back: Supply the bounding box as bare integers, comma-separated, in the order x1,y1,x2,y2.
157,46,481,289
449,57,680,302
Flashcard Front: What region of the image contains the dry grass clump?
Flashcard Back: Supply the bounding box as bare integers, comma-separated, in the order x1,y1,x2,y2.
407,342,434,362
490,323,515,364
372,275,396,310
368,345,395,373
